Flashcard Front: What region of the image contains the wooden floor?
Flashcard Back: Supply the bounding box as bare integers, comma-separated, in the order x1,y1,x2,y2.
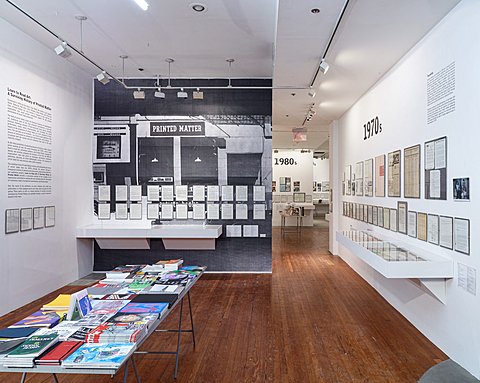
0,227,446,383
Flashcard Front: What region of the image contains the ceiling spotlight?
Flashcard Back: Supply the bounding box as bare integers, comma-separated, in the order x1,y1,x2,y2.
151,156,159,163
308,90,316,98
177,88,188,99
319,59,330,74
133,89,145,99
190,3,207,12
96,71,110,85
311,8,320,14
193,88,204,100
54,42,71,58
133,0,149,11
154,88,165,98
194,156,202,162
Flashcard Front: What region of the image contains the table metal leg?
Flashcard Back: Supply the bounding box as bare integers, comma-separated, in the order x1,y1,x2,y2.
131,355,142,383
20,372,26,383
187,291,196,348
52,373,59,383
174,298,184,379
122,359,129,383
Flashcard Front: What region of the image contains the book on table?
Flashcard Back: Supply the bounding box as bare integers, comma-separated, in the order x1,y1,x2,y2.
9,311,61,328
62,343,136,369
66,289,93,320
0,327,38,340
35,341,83,366
3,333,59,367
105,265,142,280
132,293,178,308
119,302,169,316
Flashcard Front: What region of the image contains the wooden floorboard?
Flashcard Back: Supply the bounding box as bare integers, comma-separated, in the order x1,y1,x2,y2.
0,227,446,382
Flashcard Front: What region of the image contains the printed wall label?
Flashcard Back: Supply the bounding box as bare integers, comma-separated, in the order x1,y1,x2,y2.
150,121,205,136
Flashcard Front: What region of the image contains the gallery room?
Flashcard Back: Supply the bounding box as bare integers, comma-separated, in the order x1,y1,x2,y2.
0,0,478,382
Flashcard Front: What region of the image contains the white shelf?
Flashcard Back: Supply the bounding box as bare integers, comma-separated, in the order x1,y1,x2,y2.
337,230,454,304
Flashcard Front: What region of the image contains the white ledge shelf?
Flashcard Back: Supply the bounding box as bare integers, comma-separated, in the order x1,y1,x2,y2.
77,224,223,250
336,230,454,303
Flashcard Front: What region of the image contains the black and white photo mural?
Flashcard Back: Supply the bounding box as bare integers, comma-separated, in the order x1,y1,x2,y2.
92,79,272,271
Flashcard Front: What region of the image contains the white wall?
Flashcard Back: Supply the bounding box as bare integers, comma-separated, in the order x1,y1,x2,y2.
272,149,313,193
313,158,329,185
0,19,94,316
333,0,480,377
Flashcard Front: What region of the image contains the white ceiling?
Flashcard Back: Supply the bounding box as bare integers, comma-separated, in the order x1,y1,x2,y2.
0,0,462,151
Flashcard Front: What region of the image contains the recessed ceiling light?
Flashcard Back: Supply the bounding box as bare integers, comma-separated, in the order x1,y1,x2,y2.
190,3,207,12
133,0,149,11
311,8,320,14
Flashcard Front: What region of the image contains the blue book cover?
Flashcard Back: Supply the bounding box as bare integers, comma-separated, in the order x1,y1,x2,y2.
62,343,135,368
119,302,168,314
9,311,60,328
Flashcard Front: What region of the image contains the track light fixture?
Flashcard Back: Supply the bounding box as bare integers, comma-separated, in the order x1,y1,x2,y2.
308,89,316,98
319,59,329,75
193,88,204,100
133,0,149,11
177,88,188,99
154,88,165,98
96,71,110,85
54,42,71,58
133,88,145,99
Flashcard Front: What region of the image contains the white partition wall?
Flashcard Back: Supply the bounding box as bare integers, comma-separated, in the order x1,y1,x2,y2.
0,19,94,316
332,0,480,377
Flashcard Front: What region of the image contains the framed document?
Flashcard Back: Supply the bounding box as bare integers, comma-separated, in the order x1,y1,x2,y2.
222,203,234,220
388,150,401,197
363,205,368,222
33,207,45,229
364,159,373,196
253,204,266,220
253,186,266,202
355,162,364,197
375,155,385,197
236,204,248,220
427,214,439,245
453,178,470,201
98,203,111,220
115,185,128,202
207,204,220,220
454,218,470,255
20,208,33,231
390,209,397,232
5,208,20,234
193,185,205,202
407,211,417,238
130,185,142,202
98,185,111,202
147,203,159,220
439,216,453,250
161,185,174,202
207,186,220,202
345,165,352,195
175,185,188,201
383,208,390,230
404,144,421,198
367,205,373,224
425,137,447,200
161,204,174,220
378,207,384,227
45,206,55,227
129,203,142,220
359,204,364,221
222,186,234,201
372,206,378,226
193,204,205,220
397,201,408,234
417,212,427,241
236,186,248,202
293,193,305,203
147,185,160,202
176,204,188,220
115,203,128,220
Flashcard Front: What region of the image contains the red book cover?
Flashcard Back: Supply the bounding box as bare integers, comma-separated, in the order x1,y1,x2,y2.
36,341,83,365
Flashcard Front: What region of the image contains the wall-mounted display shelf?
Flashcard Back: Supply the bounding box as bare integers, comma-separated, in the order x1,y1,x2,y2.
77,223,222,250
336,230,454,303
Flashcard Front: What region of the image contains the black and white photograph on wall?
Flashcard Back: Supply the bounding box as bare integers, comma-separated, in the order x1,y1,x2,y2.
92,78,272,272
453,178,470,201
293,181,300,192
280,177,291,192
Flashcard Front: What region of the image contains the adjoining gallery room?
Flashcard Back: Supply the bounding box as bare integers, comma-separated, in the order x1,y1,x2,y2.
1,0,479,382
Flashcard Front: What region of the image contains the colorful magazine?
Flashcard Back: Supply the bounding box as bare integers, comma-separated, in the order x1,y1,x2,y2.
9,311,61,328
62,343,136,369
119,302,169,315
